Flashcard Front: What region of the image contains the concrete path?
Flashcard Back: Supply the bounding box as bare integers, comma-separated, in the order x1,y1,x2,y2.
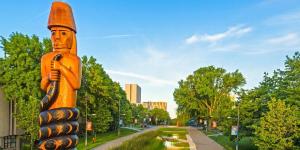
92,127,159,150
188,127,224,150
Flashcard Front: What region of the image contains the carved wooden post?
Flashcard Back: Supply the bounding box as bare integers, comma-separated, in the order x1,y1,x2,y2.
38,2,82,150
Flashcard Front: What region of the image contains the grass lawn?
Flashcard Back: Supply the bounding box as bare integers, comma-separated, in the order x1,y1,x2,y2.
111,130,164,150
112,127,190,150
209,135,257,150
159,128,188,140
77,128,137,150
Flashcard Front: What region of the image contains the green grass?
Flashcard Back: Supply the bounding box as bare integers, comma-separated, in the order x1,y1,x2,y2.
159,127,187,132
111,130,164,150
112,127,190,150
159,127,188,140
77,128,137,150
210,135,258,150
173,142,189,147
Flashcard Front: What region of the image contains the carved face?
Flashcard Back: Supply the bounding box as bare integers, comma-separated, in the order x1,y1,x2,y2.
50,26,73,51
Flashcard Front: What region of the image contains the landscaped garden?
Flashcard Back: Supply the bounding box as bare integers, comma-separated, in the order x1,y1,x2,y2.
112,127,190,150
209,135,257,150
202,129,257,150
77,128,137,150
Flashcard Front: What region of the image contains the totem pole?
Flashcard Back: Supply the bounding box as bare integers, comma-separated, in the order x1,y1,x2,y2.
38,2,82,150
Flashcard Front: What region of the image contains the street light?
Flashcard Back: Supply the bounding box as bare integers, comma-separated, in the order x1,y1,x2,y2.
236,100,240,150
228,100,240,150
85,94,96,150
118,99,121,136
91,113,96,143
85,96,88,150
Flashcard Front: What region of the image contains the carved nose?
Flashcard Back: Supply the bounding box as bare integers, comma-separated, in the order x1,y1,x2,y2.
54,32,60,39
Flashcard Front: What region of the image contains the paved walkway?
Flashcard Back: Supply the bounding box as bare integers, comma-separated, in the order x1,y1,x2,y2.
93,127,159,150
188,127,224,150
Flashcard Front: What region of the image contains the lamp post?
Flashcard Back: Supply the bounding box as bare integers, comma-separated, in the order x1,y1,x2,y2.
85,94,96,150
118,98,121,136
236,100,240,150
228,100,240,150
85,96,88,150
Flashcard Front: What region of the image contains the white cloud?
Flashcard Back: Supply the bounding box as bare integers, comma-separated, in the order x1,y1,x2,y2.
144,46,167,64
266,33,300,46
185,35,199,44
106,70,177,86
266,11,300,25
209,44,241,52
185,25,252,44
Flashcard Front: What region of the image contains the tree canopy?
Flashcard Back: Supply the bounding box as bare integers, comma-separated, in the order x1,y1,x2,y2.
254,99,299,150
174,66,245,127
0,33,51,148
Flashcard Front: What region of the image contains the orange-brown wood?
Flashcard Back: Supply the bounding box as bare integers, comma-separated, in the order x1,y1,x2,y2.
41,1,81,109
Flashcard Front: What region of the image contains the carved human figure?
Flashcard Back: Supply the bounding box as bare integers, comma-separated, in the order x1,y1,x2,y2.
40,26,81,108
38,2,81,150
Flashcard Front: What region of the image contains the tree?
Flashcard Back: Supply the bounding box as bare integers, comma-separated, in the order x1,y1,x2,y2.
254,99,299,150
239,52,300,137
77,56,132,133
0,33,51,148
14,97,39,149
174,66,245,129
282,52,300,108
78,56,114,133
132,104,149,124
149,108,170,125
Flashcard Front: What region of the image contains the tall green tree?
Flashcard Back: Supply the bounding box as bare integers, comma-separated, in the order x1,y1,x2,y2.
282,52,300,107
78,56,114,133
149,108,170,124
0,33,51,148
254,99,299,150
132,104,149,124
174,66,245,128
239,52,300,136
78,56,132,133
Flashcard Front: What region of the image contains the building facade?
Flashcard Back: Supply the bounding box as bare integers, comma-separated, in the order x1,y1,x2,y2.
142,101,167,111
125,84,141,104
0,89,22,150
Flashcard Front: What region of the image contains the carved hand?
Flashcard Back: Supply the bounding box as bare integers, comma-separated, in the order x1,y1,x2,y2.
50,60,61,81
51,60,61,71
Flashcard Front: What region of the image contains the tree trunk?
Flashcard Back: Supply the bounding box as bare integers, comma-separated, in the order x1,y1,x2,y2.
208,108,212,130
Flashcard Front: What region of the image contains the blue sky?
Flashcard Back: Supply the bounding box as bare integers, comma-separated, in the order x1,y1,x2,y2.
1,0,300,118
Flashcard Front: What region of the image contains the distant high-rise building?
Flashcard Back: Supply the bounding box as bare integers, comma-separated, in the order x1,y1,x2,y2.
142,101,167,111
125,84,141,104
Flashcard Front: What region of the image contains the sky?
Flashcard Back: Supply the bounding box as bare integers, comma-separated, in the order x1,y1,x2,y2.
1,0,300,118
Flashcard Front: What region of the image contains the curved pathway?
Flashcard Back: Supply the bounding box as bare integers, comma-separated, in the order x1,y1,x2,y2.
92,127,159,150
188,127,224,150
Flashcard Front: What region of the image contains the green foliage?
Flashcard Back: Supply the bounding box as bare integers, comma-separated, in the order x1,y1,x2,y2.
176,111,190,126
149,108,170,124
111,130,163,150
282,52,300,107
239,52,300,138
113,128,189,150
0,33,51,100
77,128,137,150
174,66,245,128
254,99,299,150
78,56,133,133
0,33,51,148
210,135,257,150
131,104,148,123
14,96,40,149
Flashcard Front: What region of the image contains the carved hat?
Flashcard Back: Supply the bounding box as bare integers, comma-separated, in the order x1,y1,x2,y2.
48,1,76,33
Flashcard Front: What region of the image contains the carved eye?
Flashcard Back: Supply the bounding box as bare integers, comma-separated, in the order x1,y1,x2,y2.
52,31,55,36
62,31,66,36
